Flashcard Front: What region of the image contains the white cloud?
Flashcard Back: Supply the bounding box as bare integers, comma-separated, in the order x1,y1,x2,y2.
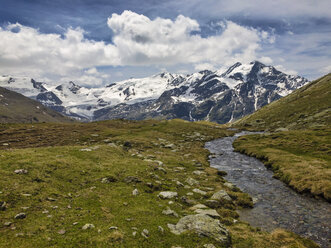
194,63,217,71
275,65,298,76
0,11,272,85
320,65,331,74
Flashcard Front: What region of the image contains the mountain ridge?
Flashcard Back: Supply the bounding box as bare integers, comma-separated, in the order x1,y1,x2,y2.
0,61,309,123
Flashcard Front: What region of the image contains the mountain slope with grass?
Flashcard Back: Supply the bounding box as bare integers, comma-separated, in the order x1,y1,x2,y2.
0,87,73,123
0,120,317,248
234,73,330,130
233,74,331,201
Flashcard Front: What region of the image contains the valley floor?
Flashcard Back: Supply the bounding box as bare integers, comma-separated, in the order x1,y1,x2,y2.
0,120,318,247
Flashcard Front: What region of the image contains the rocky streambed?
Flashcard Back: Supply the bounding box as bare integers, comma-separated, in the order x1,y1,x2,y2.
205,132,331,248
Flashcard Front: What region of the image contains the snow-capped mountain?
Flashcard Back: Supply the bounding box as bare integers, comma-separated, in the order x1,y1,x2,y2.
0,61,309,123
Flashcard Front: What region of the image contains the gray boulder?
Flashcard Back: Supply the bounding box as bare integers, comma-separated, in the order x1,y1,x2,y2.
211,190,232,202
168,214,231,246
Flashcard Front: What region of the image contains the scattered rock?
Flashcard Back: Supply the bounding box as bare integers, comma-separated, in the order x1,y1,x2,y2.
132,188,139,196
82,224,95,230
123,141,132,148
180,196,196,206
159,191,178,199
57,229,66,235
46,197,56,202
162,207,178,217
4,222,12,227
109,226,118,230
217,171,227,176
158,226,164,233
185,177,199,186
141,229,149,238
132,231,137,236
192,188,207,195
14,169,28,175
211,190,232,202
204,244,217,248
0,201,7,211
168,214,231,246
275,127,289,132
193,170,206,176
15,233,24,237
189,204,208,211
194,209,220,219
101,176,117,183
176,181,184,187
42,210,49,214
14,213,26,219
224,182,236,191
73,222,79,225
79,148,92,152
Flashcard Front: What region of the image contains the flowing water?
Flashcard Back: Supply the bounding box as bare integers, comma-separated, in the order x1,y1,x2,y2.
205,132,331,248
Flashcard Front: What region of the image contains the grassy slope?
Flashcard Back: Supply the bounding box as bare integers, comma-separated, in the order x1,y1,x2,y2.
234,73,331,131
0,87,73,123
233,74,331,201
0,119,317,248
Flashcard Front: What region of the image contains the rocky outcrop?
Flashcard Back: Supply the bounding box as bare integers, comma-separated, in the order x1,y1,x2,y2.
168,214,231,247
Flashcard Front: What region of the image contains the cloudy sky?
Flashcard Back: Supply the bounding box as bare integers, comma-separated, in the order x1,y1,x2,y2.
0,0,330,86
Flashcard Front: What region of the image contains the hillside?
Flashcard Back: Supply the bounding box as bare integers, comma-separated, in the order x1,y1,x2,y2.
234,73,331,130
232,74,331,201
0,120,317,247
0,87,73,123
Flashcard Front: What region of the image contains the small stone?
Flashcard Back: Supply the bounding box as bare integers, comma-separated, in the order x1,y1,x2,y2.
46,197,56,202
132,231,137,236
193,170,206,176
14,213,26,219
176,181,184,187
42,210,49,214
224,182,236,190
57,229,66,235
73,222,79,225
132,188,139,196
4,222,12,227
47,215,53,218
82,223,95,230
185,177,199,186
194,209,220,219
162,207,178,217
15,233,24,237
101,176,117,183
192,188,207,195
109,226,118,230
158,191,178,199
14,169,28,174
211,190,232,202
186,192,193,196
2,143,9,146
21,207,29,210
189,204,208,211
204,244,217,248
98,229,101,233
141,229,149,238
158,226,164,233
79,148,92,152
0,201,7,211
21,194,32,197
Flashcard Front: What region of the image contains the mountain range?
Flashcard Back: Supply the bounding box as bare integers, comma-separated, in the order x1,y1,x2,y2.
0,61,309,123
